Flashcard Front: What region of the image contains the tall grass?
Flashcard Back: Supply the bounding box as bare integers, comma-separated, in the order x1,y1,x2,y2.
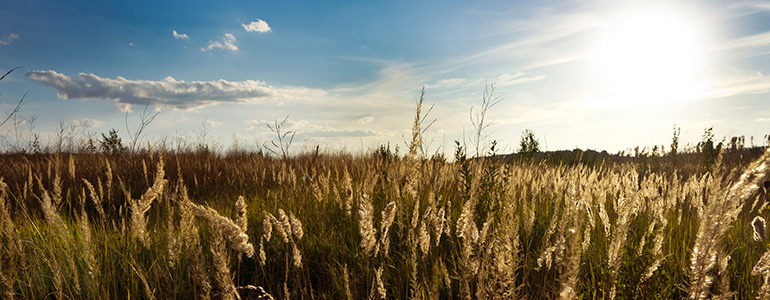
0,143,768,298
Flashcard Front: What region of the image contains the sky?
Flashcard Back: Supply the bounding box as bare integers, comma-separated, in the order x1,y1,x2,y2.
1,0,770,155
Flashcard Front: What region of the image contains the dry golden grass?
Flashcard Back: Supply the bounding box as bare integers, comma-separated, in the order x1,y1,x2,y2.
0,145,767,299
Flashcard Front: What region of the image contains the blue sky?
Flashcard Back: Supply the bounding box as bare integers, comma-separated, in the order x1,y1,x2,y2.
1,0,770,155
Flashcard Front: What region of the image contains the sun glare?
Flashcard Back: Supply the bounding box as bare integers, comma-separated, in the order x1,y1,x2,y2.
591,8,706,106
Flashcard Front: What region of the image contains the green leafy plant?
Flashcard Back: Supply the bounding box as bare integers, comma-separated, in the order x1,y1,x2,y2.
100,129,128,154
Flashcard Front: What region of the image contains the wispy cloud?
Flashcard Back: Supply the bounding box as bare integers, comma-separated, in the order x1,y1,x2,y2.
496,72,546,86
425,72,544,90
714,31,770,56
242,19,271,33
758,117,770,122
450,11,605,70
25,70,324,111
697,70,770,99
303,129,384,138
727,1,770,11
202,33,238,52
0,33,19,45
173,30,190,40
73,118,104,129
246,118,387,139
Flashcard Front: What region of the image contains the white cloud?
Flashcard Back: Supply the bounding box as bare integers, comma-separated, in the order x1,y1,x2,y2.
0,33,19,45
73,118,105,128
25,70,325,111
202,33,238,52
129,42,135,46
173,30,190,40
757,118,770,122
242,19,271,33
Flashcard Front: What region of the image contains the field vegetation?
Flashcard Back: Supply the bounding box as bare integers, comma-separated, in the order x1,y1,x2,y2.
2,74,770,299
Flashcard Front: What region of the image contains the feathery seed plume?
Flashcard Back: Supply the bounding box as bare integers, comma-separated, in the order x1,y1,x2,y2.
262,212,274,242
435,206,445,246
277,209,292,240
83,179,106,221
234,196,248,232
259,237,267,266
68,155,76,180
270,212,289,244
419,220,430,255
209,232,237,300
358,193,376,256
128,159,167,245
186,201,255,257
291,240,302,268
289,211,303,240
375,264,386,300
691,148,770,299
754,216,767,242
378,201,397,255
344,264,353,300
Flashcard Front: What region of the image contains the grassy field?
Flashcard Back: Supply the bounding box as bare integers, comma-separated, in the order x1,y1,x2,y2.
0,144,768,299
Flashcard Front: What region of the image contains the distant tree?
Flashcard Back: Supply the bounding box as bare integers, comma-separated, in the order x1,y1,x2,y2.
518,129,540,159
85,137,98,153
519,129,540,159
698,127,722,172
670,124,680,156
730,136,745,152
100,129,127,154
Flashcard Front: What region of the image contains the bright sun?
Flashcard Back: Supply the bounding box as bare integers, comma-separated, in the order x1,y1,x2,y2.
591,8,705,106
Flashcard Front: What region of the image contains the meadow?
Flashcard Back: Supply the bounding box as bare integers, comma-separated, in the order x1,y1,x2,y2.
1,79,770,299
0,135,769,299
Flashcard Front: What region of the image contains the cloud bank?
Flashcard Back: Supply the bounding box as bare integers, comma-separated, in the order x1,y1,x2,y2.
242,19,271,33
202,33,238,52
25,70,323,111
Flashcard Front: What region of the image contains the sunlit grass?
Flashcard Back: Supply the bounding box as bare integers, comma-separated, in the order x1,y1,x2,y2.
0,145,768,299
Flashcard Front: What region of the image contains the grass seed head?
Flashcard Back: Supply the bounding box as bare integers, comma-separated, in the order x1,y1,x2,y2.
291,240,302,268
262,212,274,242
259,237,267,266
186,201,255,258
754,216,767,242
234,196,248,232
289,211,303,240
375,264,386,300
277,209,292,242
358,193,376,256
